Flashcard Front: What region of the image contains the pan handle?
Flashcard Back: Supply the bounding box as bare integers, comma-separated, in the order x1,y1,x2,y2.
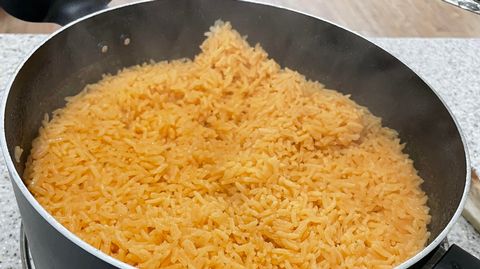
431,244,480,269
0,0,110,26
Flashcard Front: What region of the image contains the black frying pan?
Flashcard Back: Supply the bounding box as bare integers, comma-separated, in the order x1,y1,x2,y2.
0,0,478,268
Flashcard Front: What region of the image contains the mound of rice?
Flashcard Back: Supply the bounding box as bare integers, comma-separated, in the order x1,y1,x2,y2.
25,21,430,268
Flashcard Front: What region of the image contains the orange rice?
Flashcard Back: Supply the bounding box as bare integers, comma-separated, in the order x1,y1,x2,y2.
24,21,430,268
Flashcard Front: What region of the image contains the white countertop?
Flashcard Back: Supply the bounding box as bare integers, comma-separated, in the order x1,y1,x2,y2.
0,35,479,268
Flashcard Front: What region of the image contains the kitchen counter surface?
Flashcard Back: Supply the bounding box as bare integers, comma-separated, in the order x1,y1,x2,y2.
0,35,479,268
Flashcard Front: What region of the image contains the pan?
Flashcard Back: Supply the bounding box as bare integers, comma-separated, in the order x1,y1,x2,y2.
0,0,478,268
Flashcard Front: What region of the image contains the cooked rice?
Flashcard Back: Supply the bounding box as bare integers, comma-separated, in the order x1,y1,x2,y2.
14,146,23,163
24,21,430,268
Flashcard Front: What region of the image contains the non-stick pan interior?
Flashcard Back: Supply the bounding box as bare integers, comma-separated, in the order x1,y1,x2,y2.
4,0,467,248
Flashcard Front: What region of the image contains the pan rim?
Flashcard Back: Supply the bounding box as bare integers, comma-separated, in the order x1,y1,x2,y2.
0,0,472,268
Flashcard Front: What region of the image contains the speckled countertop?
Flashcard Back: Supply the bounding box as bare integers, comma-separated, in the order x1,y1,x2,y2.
0,35,479,268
